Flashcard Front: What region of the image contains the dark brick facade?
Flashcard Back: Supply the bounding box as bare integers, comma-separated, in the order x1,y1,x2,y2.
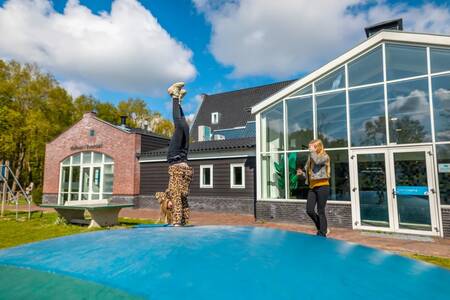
137,195,254,214
256,201,353,228
442,207,450,238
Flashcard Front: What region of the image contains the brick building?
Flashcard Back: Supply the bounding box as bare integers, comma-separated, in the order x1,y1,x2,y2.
42,112,169,205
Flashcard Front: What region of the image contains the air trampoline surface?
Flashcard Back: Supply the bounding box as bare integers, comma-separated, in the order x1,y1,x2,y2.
0,226,448,299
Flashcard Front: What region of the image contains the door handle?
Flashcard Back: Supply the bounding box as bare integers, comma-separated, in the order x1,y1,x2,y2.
392,188,396,198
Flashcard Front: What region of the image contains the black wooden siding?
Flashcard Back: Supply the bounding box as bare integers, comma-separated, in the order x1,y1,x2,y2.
140,157,256,198
140,135,170,153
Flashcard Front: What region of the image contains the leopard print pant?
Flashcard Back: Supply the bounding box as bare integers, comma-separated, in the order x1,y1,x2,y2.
155,163,193,225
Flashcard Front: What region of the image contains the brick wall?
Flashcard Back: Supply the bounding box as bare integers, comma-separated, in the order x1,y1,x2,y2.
138,195,255,214
256,201,353,228
442,207,450,238
43,112,141,199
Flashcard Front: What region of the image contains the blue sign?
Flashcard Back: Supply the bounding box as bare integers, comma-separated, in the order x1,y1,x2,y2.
396,186,428,196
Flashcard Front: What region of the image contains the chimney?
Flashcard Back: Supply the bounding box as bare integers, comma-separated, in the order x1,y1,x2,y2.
120,115,128,127
83,111,97,118
364,18,403,38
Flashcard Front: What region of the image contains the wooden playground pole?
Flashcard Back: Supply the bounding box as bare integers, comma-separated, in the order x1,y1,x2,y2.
1,160,9,217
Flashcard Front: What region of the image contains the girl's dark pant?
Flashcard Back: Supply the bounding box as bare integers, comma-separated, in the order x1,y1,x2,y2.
306,186,330,236
167,99,189,164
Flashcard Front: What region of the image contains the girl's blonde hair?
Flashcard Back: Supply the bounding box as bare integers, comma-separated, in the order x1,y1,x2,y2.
309,139,326,155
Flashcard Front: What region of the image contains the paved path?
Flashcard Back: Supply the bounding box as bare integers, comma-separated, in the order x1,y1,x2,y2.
120,208,450,258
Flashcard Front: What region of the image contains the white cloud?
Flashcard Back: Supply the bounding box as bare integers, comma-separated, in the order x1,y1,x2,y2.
61,80,96,98
0,0,196,96
194,0,450,78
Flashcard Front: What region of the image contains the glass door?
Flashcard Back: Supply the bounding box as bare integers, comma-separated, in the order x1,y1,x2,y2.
353,151,392,229
351,149,395,231
389,147,438,235
351,146,439,236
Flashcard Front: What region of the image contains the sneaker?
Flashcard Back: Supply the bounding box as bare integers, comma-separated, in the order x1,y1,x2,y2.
173,223,182,227
179,89,187,101
167,82,185,98
326,228,331,236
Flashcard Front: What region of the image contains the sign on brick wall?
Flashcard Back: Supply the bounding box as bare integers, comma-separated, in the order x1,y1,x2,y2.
70,144,103,151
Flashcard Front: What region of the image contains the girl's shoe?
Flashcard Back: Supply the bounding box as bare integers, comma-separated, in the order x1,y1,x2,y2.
179,89,187,101
167,82,185,98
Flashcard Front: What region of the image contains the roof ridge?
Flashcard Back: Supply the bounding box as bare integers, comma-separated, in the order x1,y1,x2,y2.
204,79,296,98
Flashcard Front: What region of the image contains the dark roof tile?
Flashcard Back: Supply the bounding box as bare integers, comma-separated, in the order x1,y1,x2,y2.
191,79,295,141
140,137,255,158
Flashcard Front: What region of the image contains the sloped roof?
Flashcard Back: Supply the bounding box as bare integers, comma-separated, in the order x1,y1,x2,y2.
139,137,255,159
191,80,295,141
252,30,450,114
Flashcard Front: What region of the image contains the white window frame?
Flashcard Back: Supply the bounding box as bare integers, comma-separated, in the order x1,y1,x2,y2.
230,163,245,189
200,165,213,188
211,112,219,124
58,151,114,205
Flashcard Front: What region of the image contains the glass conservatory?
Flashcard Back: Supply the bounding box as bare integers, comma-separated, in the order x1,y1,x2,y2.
256,38,450,236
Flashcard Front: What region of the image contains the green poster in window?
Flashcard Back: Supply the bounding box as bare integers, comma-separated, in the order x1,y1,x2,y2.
274,153,298,192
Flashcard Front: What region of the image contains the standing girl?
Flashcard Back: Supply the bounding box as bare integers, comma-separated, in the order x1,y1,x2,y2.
297,139,331,237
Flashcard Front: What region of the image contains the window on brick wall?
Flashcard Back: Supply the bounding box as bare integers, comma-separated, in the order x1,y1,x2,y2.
59,152,114,204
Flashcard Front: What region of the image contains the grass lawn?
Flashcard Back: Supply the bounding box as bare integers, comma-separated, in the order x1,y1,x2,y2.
0,210,156,249
404,253,450,270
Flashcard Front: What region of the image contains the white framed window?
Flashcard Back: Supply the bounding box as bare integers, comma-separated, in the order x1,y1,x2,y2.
230,163,245,189
58,151,114,204
211,112,219,124
200,165,213,188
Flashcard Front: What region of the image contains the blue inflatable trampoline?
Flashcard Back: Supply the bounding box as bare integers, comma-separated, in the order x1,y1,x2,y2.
0,226,448,299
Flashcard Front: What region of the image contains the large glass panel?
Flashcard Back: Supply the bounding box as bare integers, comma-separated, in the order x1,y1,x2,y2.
288,85,312,98
286,96,314,150
261,103,284,151
431,47,450,74
261,153,285,199
70,166,80,193
357,153,389,227
393,151,432,231
288,152,309,199
82,152,92,164
72,153,81,164
386,44,427,80
103,164,114,194
437,144,450,205
387,78,432,144
315,67,345,92
349,85,386,146
82,167,90,193
316,91,347,147
62,158,70,166
104,155,113,163
61,167,70,193
328,150,350,201
432,74,450,141
92,167,101,193
348,46,383,87
93,152,103,164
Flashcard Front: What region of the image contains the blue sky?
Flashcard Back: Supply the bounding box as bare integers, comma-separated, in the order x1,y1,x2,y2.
0,0,449,120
